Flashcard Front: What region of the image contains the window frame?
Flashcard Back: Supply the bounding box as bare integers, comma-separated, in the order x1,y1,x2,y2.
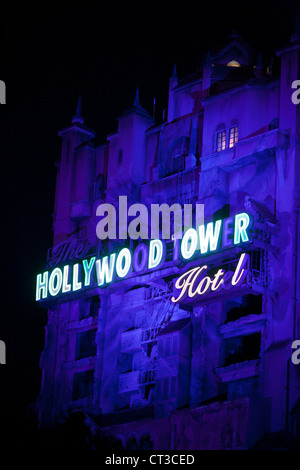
216,129,226,152
229,125,239,148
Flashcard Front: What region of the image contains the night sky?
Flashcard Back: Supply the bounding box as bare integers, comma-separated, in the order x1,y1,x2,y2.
1,1,299,422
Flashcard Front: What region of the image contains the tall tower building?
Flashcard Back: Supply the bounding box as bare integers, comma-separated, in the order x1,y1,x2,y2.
36,32,300,450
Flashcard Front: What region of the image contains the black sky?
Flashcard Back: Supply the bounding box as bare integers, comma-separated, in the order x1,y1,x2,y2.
1,1,299,421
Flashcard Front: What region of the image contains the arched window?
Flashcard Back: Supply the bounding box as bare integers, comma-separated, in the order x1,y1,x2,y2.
229,126,239,148
215,124,226,152
227,60,241,67
140,433,153,450
127,436,138,450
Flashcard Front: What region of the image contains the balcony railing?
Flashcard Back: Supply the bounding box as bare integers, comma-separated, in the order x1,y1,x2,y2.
119,371,140,393
144,282,173,301
119,369,157,393
142,327,161,343
140,369,157,385
121,329,143,353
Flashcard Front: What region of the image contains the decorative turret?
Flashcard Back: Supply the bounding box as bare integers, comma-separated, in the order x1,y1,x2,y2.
106,86,153,195
291,13,300,44
72,96,84,124
54,97,95,243
121,86,153,120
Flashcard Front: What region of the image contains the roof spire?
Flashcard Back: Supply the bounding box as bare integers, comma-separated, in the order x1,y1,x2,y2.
230,30,241,40
171,64,178,80
133,86,141,107
204,50,212,65
72,96,84,124
291,12,300,43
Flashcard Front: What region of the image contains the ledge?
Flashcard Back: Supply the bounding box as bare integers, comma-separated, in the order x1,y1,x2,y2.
219,313,268,338
64,356,96,370
216,359,260,382
201,129,289,172
66,316,98,331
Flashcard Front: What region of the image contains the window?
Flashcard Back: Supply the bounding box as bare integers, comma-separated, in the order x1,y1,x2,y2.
89,296,100,317
227,60,241,67
225,294,262,323
72,369,94,401
79,296,100,320
127,437,138,450
140,434,153,450
75,329,97,360
229,126,239,147
224,333,261,366
216,130,226,152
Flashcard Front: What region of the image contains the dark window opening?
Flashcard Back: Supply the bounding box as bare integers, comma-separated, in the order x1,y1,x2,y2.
224,332,261,366
140,434,153,450
72,369,94,401
144,384,155,401
225,294,262,323
127,437,138,450
213,204,230,222
89,296,100,317
75,329,97,360
79,296,100,320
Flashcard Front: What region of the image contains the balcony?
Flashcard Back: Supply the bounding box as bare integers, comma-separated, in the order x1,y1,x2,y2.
201,128,289,172
100,405,154,427
176,251,269,307
144,282,173,301
118,369,157,393
140,369,157,385
220,313,268,338
216,359,260,383
142,327,161,343
119,371,140,393
121,329,143,353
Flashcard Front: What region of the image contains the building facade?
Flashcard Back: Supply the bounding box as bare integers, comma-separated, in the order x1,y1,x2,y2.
36,31,300,449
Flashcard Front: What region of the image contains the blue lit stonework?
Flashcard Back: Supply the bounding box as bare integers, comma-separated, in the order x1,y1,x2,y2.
36,31,300,449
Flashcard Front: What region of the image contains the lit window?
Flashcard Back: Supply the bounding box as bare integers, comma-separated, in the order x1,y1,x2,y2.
229,126,239,148
227,60,241,67
216,130,226,152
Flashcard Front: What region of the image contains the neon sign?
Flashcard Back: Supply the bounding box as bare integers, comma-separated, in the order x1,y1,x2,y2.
36,212,251,301
171,253,250,303
36,239,166,301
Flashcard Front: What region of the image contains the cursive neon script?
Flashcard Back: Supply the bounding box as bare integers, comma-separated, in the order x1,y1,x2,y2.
171,253,250,303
